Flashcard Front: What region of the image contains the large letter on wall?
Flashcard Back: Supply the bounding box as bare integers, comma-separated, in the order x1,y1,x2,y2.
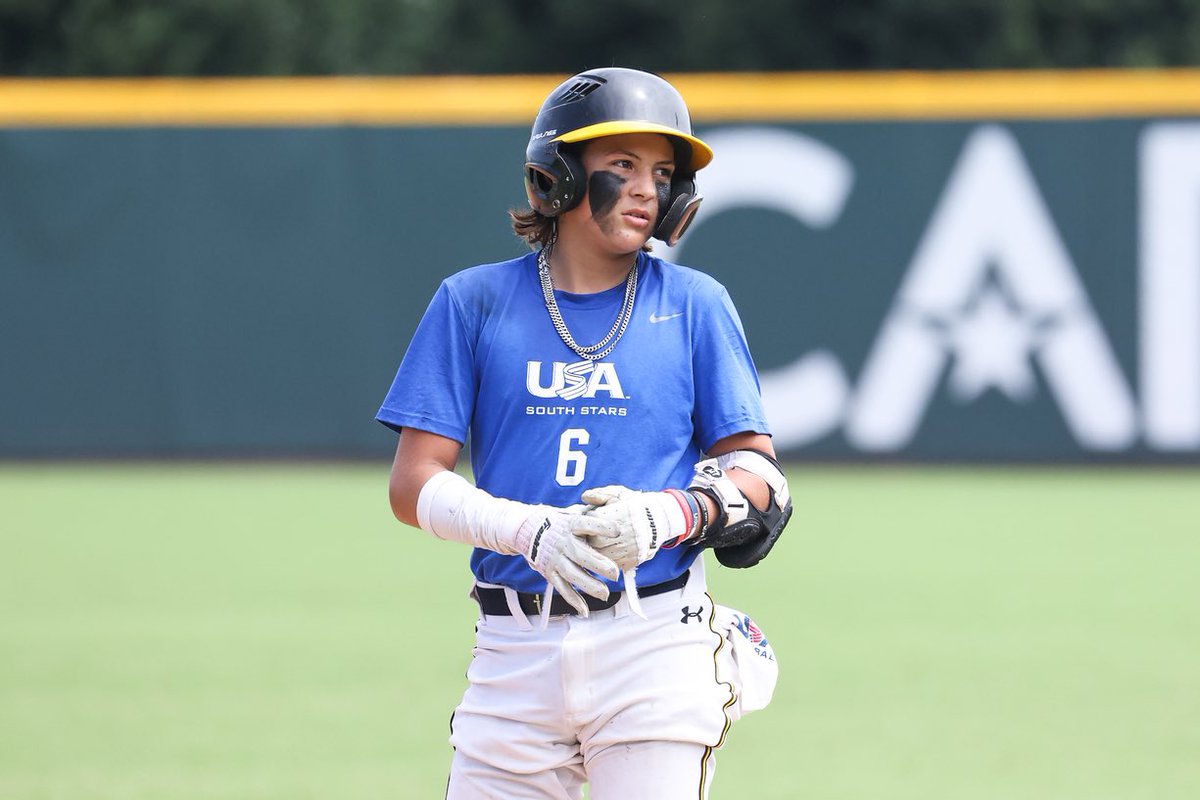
1141,123,1200,449
848,125,1136,451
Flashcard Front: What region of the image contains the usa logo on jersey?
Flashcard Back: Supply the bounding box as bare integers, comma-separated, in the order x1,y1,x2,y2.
525,360,627,400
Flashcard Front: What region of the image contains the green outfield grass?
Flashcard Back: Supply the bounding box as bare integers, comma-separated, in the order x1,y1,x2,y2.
1,464,1198,799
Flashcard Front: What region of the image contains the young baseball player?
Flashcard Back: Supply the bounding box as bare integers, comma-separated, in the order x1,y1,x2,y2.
378,67,792,799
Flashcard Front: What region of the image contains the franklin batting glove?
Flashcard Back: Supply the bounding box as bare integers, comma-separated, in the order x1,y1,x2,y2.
575,486,692,572
513,508,620,616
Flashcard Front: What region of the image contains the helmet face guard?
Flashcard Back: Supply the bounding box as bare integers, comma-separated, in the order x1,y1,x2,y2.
523,68,712,247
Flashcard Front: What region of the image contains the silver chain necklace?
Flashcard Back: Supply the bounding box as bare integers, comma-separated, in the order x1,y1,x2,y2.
537,242,638,362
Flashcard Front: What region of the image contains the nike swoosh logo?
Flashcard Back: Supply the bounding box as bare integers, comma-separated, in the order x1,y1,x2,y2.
649,311,684,323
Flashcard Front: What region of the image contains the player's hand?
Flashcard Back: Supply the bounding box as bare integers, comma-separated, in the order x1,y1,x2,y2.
575,486,690,571
513,508,620,615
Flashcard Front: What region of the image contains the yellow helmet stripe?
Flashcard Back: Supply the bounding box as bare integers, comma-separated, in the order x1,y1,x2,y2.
554,120,714,171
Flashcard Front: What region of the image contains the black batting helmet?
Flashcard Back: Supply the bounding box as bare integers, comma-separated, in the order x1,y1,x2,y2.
524,67,713,246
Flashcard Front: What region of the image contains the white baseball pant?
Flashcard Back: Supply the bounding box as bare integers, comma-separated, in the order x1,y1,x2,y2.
444,559,777,799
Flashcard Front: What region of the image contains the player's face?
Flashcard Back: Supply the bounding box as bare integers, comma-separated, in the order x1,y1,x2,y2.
565,133,675,256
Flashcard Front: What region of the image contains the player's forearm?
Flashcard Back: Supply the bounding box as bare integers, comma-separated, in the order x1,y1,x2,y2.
728,469,769,512
706,432,774,511
388,443,455,527
392,466,537,554
388,428,463,527
415,471,533,553
411,470,620,612
671,469,767,546
389,463,445,528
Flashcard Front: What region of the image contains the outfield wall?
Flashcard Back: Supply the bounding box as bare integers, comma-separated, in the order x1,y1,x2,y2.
2,71,1200,461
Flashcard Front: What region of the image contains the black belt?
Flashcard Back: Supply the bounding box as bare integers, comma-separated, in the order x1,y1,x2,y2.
474,571,690,617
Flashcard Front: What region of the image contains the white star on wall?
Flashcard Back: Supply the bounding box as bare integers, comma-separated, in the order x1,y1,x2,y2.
944,287,1039,403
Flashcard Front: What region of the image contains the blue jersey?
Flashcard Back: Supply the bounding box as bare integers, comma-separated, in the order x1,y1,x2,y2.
377,250,769,593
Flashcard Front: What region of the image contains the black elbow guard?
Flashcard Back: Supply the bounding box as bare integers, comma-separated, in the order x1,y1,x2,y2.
688,449,793,569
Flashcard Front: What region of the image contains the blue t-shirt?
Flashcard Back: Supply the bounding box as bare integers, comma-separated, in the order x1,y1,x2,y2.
377,250,769,593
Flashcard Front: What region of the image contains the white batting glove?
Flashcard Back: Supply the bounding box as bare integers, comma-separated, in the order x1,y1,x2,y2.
512,507,620,616
574,486,691,572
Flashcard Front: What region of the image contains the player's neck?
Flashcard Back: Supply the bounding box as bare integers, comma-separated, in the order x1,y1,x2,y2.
545,237,638,294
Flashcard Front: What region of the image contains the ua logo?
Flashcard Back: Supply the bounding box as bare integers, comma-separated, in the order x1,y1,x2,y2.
681,605,704,624
526,360,627,400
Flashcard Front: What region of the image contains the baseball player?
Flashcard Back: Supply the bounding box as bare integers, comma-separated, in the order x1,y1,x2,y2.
378,67,792,799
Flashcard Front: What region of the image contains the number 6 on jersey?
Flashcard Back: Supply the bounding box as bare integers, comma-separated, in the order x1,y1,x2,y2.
556,428,589,486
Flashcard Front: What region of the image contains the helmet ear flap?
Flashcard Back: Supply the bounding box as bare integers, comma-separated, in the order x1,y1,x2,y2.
524,147,587,217
654,177,703,247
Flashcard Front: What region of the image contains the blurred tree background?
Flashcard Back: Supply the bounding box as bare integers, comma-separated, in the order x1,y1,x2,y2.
2,0,1199,76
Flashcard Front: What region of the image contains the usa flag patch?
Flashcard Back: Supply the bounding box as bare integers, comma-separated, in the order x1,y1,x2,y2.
733,614,768,648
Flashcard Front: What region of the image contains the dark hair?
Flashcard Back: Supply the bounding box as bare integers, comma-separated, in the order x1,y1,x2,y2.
508,206,558,249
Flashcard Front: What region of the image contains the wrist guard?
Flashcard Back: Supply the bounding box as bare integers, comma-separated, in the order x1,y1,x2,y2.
415,470,531,555
688,449,792,568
